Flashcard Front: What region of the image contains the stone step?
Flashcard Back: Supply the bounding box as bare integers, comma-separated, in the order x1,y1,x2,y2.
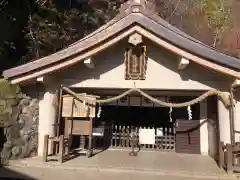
4,159,237,180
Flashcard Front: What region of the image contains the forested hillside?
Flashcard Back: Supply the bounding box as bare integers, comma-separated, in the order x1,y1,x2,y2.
0,0,239,73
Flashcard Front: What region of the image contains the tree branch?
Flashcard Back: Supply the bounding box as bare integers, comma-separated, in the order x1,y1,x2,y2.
29,14,40,58
167,0,181,21
0,0,8,12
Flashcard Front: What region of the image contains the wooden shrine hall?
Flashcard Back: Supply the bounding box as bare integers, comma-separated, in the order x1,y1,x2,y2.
3,0,240,172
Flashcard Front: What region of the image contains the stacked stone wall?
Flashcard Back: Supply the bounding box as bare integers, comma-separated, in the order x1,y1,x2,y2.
0,80,39,165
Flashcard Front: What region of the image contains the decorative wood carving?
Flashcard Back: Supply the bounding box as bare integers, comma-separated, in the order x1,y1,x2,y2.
125,33,148,80
124,42,148,80
128,33,142,46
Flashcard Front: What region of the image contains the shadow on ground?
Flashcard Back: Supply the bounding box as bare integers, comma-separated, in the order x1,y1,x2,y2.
0,166,36,180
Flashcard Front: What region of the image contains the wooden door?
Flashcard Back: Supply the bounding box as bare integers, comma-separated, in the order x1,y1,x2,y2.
175,119,201,154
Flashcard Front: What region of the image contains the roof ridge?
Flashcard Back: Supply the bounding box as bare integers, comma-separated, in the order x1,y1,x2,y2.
120,0,156,13
71,0,156,47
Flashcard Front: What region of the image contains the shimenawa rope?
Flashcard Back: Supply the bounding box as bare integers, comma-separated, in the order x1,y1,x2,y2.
61,85,230,108
95,88,230,108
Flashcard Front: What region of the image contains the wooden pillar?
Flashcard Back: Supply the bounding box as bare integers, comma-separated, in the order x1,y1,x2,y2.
200,99,208,155
226,143,233,174
234,90,240,142
230,87,235,144
218,141,224,169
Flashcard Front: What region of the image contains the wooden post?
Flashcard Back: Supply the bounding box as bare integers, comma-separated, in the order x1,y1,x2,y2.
59,135,64,163
42,134,49,162
50,139,54,155
66,135,72,159
64,117,69,137
230,87,235,144
219,141,224,169
56,88,63,137
226,143,233,174
88,118,93,151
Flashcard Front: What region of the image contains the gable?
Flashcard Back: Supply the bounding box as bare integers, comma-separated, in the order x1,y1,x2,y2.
3,0,240,84
55,40,231,91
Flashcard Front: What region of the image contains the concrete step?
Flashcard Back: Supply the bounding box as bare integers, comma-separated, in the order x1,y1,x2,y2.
1,159,236,180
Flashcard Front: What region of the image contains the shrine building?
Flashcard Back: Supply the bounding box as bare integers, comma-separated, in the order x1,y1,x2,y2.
3,0,240,161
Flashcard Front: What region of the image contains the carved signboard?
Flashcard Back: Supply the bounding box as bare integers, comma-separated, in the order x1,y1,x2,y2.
62,94,96,118
124,45,148,80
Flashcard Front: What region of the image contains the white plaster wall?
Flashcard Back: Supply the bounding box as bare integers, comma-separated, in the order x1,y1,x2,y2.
57,40,229,91
46,39,232,156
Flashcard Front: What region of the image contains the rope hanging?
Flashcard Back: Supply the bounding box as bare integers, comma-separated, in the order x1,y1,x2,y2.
95,88,230,108
61,86,231,109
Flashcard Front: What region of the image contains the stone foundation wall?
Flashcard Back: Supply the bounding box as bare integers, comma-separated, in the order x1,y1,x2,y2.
0,80,39,165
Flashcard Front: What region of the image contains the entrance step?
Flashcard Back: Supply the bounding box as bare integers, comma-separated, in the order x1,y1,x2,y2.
1,158,236,180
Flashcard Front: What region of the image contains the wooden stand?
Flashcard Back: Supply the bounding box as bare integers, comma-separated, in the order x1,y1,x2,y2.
64,117,93,158
42,134,72,163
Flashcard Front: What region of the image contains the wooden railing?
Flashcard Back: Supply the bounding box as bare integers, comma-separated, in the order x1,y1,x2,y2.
219,141,226,170
109,125,175,151
219,141,240,174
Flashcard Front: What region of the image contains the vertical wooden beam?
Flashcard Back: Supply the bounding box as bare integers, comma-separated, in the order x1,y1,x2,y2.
64,117,68,137
226,143,233,174
66,135,72,159
56,88,63,137
219,141,224,169
42,134,49,162
59,135,64,163
230,87,235,144
88,117,93,158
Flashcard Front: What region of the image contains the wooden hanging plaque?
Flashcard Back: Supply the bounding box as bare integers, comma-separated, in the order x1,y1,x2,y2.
124,45,148,80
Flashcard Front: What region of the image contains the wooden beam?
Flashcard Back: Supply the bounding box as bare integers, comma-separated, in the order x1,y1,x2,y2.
232,79,240,87
84,58,95,68
178,57,189,70
36,76,44,82
9,26,240,84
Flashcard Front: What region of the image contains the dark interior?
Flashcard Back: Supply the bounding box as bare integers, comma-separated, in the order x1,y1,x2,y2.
96,96,200,127
70,95,200,149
